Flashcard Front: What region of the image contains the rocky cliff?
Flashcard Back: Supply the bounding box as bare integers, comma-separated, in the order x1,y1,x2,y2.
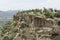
12,10,60,40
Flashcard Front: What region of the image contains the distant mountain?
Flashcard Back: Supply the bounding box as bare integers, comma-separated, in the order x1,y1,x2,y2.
0,10,18,25
0,10,18,18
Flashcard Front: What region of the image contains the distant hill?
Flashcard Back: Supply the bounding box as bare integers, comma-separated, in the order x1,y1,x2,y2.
0,10,18,25
0,10,18,18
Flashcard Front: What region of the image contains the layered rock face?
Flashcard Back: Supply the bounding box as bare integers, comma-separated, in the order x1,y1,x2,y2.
13,14,54,27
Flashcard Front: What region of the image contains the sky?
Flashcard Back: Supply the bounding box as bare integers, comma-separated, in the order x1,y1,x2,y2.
0,0,60,11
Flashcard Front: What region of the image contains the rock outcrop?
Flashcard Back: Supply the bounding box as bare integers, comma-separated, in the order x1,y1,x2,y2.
13,12,60,40
13,13,54,27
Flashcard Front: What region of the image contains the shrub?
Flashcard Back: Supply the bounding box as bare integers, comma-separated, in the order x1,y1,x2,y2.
3,36,10,40
52,36,60,40
58,20,60,26
54,12,60,18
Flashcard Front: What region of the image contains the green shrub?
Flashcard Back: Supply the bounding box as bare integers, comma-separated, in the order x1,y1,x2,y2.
54,12,60,18
58,20,60,26
3,36,10,40
52,36,60,40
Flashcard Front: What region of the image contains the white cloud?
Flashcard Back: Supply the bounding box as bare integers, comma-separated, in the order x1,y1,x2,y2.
41,0,60,9
0,0,60,11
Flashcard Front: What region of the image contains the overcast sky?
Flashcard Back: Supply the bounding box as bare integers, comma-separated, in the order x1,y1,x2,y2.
0,0,60,11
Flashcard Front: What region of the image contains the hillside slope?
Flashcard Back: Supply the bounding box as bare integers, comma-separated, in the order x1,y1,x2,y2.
0,8,60,40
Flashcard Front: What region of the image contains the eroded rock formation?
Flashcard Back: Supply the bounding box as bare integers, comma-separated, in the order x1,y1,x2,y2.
13,14,54,27
13,13,60,40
